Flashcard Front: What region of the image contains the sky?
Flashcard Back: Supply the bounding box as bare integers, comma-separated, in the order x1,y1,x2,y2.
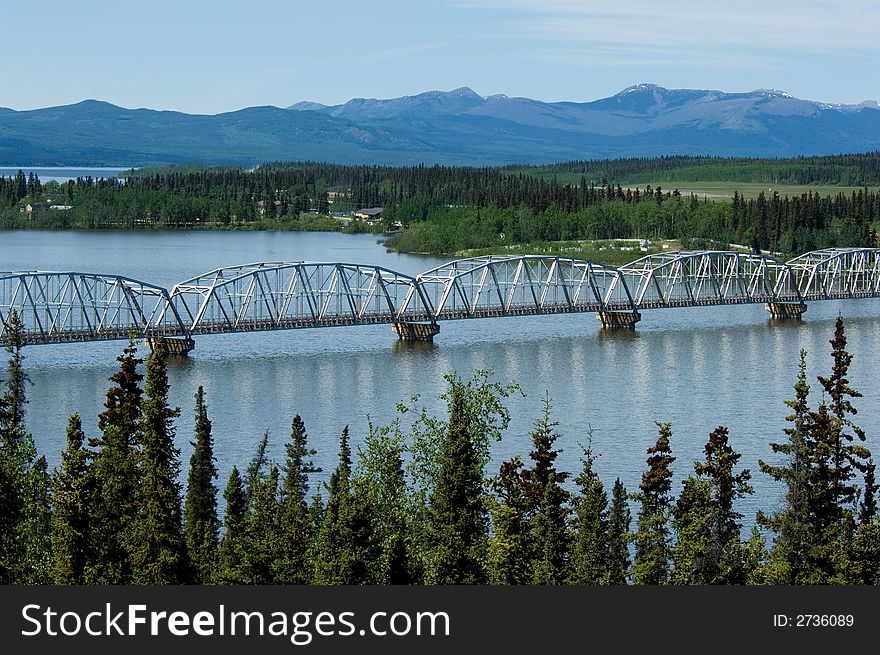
1,0,876,113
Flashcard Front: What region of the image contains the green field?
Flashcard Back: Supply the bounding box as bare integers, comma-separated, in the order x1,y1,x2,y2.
520,173,874,200
637,181,876,200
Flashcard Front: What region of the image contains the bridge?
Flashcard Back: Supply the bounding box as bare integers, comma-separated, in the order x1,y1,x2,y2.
2,248,879,352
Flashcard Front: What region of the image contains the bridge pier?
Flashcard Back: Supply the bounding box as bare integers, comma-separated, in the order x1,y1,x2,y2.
145,336,196,355
392,321,440,341
765,302,807,320
596,310,641,329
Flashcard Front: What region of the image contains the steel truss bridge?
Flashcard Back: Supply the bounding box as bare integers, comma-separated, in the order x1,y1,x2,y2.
2,248,880,350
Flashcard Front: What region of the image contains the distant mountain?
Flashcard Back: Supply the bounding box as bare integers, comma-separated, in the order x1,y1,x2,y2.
2,85,879,167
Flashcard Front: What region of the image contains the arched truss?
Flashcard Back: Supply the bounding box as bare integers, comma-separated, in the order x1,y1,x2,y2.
0,271,187,344
166,262,435,333
612,251,800,308
785,248,880,299
403,255,634,319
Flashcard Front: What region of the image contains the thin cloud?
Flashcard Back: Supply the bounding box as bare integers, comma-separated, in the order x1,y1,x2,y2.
449,0,879,54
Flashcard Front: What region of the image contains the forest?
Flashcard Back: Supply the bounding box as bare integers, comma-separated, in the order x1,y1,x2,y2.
1,154,879,259
0,313,878,586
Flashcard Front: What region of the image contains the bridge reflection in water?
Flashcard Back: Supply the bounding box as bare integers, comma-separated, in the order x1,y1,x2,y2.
2,248,879,353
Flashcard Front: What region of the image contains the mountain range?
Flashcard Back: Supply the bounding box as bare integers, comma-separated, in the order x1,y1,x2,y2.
2,84,878,167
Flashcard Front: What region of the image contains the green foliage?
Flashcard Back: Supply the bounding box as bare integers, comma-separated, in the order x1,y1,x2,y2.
691,425,753,583
0,311,50,584
632,422,675,585
184,386,219,584
275,415,321,584
523,397,571,584
671,476,714,584
355,419,413,584
425,383,490,584
314,427,379,584
758,349,813,583
51,414,94,584
569,439,609,584
217,466,247,584
606,479,631,585
487,456,531,584
131,340,185,584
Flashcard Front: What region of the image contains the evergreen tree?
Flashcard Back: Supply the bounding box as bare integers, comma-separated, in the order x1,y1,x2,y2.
131,340,185,584
425,384,488,584
758,349,813,583
51,415,93,584
89,340,143,584
217,466,246,583
276,415,321,584
0,311,49,584
670,476,713,584
569,440,608,584
183,386,219,584
606,479,631,585
240,465,283,584
314,426,378,584
356,419,412,584
632,422,675,585
859,460,878,525
522,397,570,584
692,425,753,583
487,456,531,584
816,316,871,524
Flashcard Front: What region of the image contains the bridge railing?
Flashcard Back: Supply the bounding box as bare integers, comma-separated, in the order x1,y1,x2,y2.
166,262,435,333
0,271,188,344
6,248,880,346
615,251,804,308
406,255,635,319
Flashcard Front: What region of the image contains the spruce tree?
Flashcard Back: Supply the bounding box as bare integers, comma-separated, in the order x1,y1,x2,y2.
356,419,412,584
89,340,143,583
487,456,531,584
131,340,185,584
425,384,488,584
632,422,675,585
692,425,752,583
314,426,378,585
0,311,49,583
276,415,321,584
859,460,878,525
758,349,813,583
217,466,246,584
816,316,871,524
569,440,608,584
183,387,219,584
606,479,631,585
51,415,93,584
670,476,713,584
241,465,283,584
522,397,570,584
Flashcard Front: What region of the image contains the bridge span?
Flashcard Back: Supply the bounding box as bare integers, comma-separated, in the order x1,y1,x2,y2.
2,248,879,352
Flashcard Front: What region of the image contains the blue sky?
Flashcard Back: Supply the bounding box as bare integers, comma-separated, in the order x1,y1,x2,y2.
1,0,876,113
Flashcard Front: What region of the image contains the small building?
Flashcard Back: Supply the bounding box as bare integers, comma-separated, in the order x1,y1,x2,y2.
353,207,384,222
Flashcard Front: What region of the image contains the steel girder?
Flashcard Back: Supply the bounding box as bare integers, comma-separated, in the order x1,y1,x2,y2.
167,262,434,333
0,271,187,344
613,251,799,308
785,248,880,300
405,255,634,319
7,248,880,346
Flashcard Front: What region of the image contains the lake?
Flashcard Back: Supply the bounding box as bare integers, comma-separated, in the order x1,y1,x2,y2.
2,229,880,523
0,166,130,183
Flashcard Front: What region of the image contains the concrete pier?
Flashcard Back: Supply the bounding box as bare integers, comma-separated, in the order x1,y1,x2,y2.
596,310,641,329
145,336,196,355
764,302,807,320
392,322,440,341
